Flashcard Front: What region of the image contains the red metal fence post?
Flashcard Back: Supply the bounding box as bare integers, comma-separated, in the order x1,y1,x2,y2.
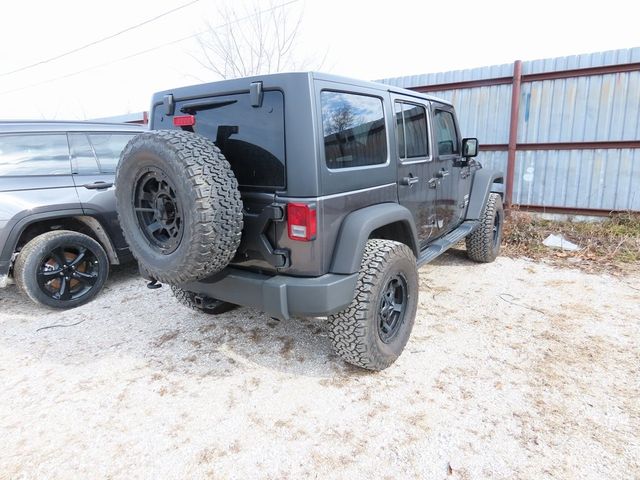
505,60,522,210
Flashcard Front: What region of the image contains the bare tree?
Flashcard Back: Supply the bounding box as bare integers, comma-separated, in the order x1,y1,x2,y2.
194,0,321,79
325,102,355,135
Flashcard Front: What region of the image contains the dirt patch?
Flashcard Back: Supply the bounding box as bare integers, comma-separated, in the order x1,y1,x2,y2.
502,210,640,275
0,256,638,479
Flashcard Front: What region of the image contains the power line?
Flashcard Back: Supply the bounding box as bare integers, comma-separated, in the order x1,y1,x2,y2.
0,0,201,78
0,0,299,97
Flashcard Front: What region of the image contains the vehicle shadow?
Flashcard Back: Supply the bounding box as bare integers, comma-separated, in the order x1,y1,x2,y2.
0,253,478,380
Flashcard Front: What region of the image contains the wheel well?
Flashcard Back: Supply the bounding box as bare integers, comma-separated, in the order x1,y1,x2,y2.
491,177,505,199
14,217,117,263
369,221,418,256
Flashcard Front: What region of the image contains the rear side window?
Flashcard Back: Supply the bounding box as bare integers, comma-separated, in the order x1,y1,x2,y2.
321,91,387,169
434,110,460,156
0,134,70,176
69,133,100,175
88,134,136,173
186,91,286,189
395,101,429,160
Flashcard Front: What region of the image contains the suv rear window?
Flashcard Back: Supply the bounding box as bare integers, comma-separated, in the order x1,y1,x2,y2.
0,134,70,176
321,91,387,169
89,134,136,173
180,91,285,189
69,133,137,174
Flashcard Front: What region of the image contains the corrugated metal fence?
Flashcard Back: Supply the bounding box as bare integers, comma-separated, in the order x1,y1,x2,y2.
379,48,640,214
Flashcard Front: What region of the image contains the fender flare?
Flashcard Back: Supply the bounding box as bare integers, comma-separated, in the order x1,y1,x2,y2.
0,210,120,268
330,203,419,275
465,169,504,220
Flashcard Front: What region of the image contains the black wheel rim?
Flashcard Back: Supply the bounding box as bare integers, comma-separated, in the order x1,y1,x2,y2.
493,210,502,248
377,274,408,343
37,245,100,301
133,168,183,254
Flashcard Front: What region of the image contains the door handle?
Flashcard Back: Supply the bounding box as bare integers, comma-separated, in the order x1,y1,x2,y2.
82,181,113,190
437,169,450,178
400,176,420,186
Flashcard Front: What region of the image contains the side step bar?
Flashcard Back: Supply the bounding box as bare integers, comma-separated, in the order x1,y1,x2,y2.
417,220,479,267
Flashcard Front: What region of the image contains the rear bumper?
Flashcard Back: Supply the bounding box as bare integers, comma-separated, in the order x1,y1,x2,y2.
182,268,358,320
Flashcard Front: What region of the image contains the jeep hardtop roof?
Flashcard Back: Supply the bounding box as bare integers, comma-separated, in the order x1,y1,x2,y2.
151,71,452,107
0,120,145,134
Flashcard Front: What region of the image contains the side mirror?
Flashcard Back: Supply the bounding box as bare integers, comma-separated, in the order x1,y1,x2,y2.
462,138,479,158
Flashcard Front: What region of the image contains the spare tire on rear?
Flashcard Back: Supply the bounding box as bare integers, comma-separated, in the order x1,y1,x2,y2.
115,130,243,284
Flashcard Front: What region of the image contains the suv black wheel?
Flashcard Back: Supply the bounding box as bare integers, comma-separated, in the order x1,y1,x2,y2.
116,130,243,285
466,193,503,263
13,230,109,309
327,239,419,371
170,285,238,315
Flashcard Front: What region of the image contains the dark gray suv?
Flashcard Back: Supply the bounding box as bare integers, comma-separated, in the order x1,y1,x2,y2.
115,72,504,370
0,121,143,308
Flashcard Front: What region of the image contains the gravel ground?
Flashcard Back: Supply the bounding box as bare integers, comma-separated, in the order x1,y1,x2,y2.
1,251,638,480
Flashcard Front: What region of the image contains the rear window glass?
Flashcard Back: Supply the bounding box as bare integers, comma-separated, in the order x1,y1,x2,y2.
0,134,70,176
176,91,285,189
88,134,137,173
321,91,387,169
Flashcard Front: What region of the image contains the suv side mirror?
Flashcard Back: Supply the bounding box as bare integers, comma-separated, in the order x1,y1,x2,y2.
462,138,479,158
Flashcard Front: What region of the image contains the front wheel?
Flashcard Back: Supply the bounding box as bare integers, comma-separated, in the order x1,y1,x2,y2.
13,230,109,309
327,239,419,371
466,193,503,263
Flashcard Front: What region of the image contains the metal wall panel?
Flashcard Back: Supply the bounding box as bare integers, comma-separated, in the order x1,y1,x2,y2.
513,148,640,210
378,47,640,212
518,71,640,143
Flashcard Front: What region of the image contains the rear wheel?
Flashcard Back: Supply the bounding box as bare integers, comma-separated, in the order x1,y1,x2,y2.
327,239,419,371
115,130,243,285
13,230,109,309
466,193,503,263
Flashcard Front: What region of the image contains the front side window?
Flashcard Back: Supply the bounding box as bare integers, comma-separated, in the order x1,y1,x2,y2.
88,134,137,173
434,110,460,156
0,134,70,176
395,101,428,160
321,91,387,169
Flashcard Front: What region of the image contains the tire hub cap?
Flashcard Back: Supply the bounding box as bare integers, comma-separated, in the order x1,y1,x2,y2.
37,246,99,301
134,168,183,254
378,275,408,343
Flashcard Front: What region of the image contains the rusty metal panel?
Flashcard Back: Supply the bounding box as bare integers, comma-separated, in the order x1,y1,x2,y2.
513,149,640,211
476,150,507,176
518,71,640,143
377,47,640,212
425,85,513,144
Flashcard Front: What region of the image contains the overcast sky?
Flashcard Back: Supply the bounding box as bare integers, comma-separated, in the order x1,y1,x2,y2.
0,0,637,120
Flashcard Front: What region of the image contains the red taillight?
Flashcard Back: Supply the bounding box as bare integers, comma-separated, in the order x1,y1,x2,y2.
173,114,196,127
287,203,317,241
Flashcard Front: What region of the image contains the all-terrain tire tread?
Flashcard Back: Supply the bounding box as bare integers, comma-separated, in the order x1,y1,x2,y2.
466,192,502,263
327,239,417,371
116,130,243,284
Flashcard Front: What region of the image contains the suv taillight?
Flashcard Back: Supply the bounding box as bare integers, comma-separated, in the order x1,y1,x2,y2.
287,203,317,241
173,114,196,127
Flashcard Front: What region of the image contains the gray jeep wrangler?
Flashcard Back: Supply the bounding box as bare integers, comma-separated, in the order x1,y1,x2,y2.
116,72,503,370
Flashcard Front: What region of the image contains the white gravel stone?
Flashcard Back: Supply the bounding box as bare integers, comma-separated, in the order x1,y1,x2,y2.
0,252,638,479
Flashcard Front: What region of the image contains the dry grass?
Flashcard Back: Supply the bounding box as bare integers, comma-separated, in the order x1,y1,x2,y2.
502,210,640,275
